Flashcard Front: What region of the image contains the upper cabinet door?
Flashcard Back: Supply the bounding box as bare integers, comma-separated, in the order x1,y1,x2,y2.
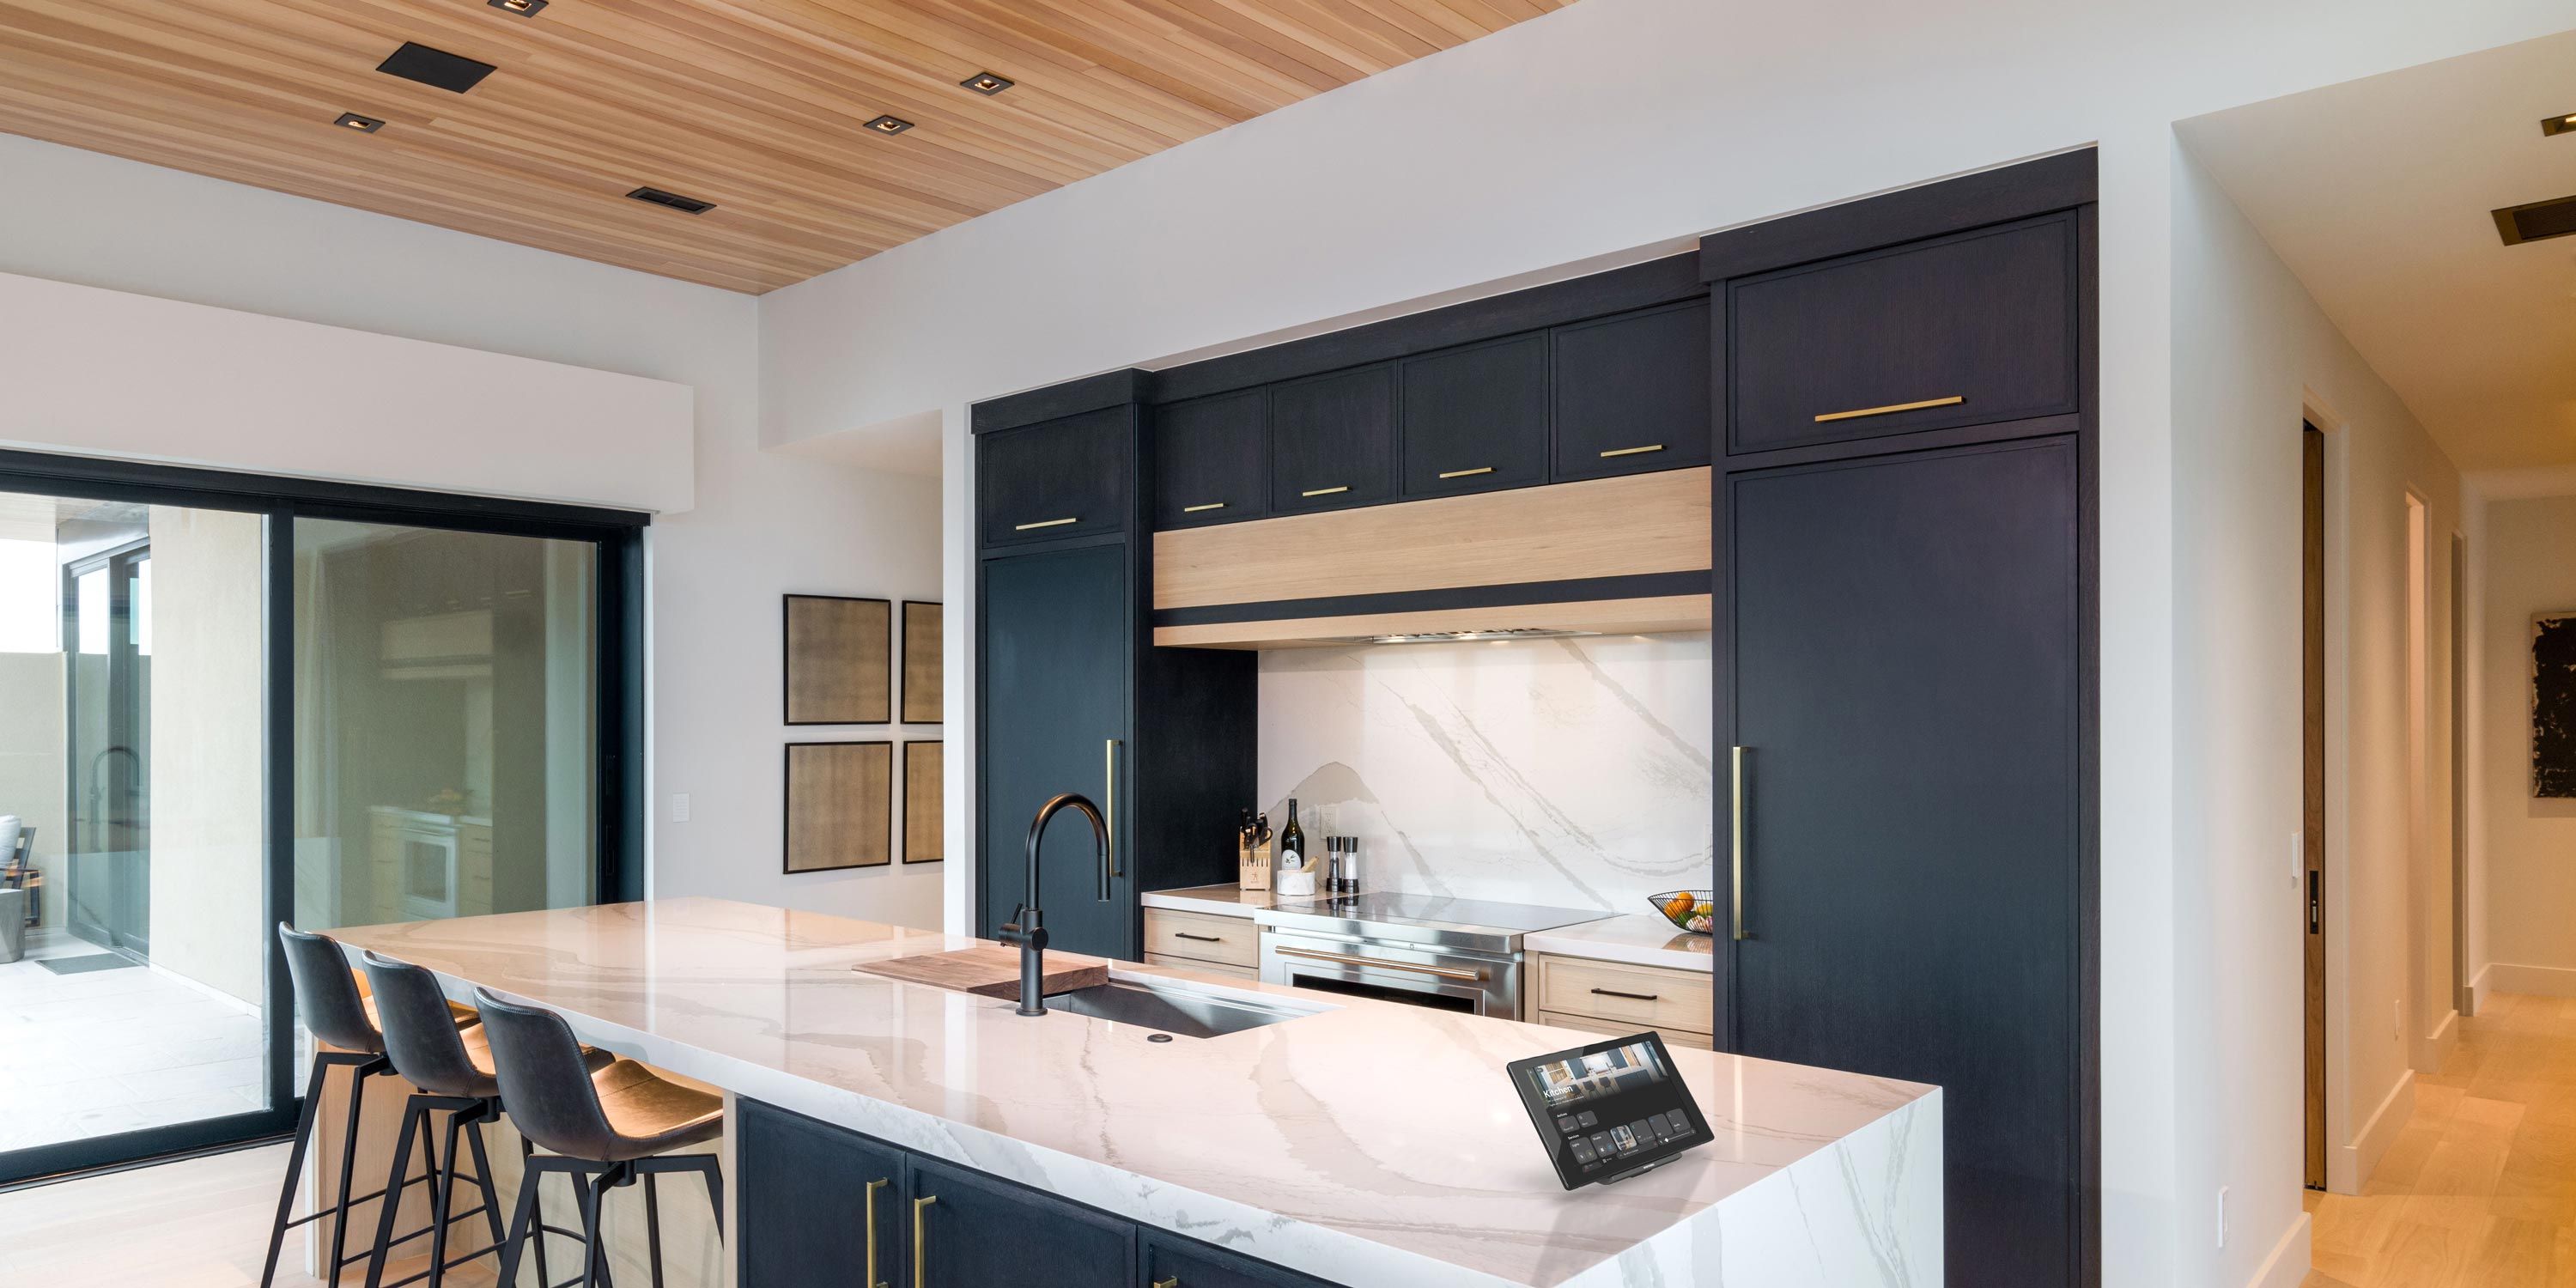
1552,301,1713,482
1270,365,1395,515
1725,214,2078,456
1399,334,1548,499
978,406,1130,548
1152,390,1268,530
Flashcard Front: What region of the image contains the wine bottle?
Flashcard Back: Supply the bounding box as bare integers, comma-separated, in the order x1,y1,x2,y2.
1279,799,1305,874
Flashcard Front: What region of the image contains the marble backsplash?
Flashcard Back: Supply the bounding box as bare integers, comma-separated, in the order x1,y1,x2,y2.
1258,632,1714,914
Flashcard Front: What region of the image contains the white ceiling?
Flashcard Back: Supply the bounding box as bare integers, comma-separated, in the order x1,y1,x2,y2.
2178,30,2576,492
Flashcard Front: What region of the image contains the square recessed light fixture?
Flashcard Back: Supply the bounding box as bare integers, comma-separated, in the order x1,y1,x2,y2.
961,72,1014,96
866,114,914,136
2546,112,2576,137
377,41,498,94
488,0,548,14
628,186,716,215
334,112,386,133
2494,193,2576,246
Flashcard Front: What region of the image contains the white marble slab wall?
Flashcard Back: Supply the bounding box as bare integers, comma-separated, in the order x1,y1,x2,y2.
1257,632,1714,913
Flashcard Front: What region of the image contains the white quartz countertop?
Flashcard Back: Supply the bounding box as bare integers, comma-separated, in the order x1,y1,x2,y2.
336,898,1935,1287
1141,882,1278,917
1523,915,1715,973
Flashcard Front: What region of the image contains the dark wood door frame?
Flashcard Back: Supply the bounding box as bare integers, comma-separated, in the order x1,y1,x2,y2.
2303,422,2328,1191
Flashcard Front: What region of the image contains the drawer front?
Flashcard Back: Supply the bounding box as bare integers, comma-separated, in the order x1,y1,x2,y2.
1152,390,1268,530
1534,955,1712,1032
1400,334,1548,499
1727,214,2077,455
1143,908,1260,969
1552,301,1712,482
1143,952,1259,981
1535,1009,1712,1051
979,406,1132,547
1142,1229,1345,1288
1270,365,1395,515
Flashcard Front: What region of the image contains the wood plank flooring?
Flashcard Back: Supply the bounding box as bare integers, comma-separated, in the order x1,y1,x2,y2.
2307,991,2576,1287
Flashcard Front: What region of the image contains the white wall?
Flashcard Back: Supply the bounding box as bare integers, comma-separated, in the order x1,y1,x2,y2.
2470,496,2576,993
0,133,945,930
2171,139,2464,1249
145,507,265,1005
759,3,2576,1283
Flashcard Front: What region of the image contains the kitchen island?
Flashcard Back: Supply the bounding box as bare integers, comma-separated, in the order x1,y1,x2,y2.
334,898,1938,1286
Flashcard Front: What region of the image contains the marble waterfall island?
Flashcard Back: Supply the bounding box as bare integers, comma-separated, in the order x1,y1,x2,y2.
335,898,1941,1286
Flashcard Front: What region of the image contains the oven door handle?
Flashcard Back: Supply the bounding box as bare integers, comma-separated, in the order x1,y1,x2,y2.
1272,945,1486,982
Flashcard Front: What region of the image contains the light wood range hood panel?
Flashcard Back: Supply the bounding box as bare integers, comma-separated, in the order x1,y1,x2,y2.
1151,467,1711,648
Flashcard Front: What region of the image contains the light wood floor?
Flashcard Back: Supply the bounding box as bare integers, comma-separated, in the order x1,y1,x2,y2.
0,1141,496,1287
2307,991,2576,1287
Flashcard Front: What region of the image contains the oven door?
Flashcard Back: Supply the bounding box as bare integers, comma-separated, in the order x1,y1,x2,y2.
1261,929,1519,1017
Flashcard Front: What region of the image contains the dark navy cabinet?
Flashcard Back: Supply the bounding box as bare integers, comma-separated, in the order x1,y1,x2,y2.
736,1099,1346,1288
979,405,1132,547
1152,390,1269,529
1269,364,1396,515
1399,333,1548,499
1552,301,1712,481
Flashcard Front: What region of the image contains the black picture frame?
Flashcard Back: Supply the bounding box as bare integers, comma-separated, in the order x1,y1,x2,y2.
900,599,943,725
902,740,943,864
782,594,891,726
782,740,893,873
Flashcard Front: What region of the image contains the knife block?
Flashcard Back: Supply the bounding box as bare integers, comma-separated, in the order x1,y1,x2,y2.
1239,837,1272,892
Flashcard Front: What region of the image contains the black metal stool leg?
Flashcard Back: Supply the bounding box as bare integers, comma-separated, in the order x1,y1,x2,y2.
257,1055,332,1288
578,1170,610,1288
519,1136,553,1288
423,1106,466,1288
331,1058,378,1284
641,1173,664,1288
362,1099,428,1288
464,1109,507,1254
493,1157,548,1288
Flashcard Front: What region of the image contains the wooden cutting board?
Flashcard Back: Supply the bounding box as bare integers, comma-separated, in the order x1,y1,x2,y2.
854,945,1109,1000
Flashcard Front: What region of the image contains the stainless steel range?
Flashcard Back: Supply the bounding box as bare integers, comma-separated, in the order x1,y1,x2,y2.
1253,892,1610,1016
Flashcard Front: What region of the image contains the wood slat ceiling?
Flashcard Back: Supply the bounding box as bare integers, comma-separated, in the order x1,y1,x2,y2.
0,0,1565,292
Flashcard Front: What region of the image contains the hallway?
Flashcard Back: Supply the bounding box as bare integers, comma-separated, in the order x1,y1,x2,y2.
2307,992,2576,1285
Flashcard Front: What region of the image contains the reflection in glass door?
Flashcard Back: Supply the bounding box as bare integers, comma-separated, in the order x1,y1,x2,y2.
64,543,151,956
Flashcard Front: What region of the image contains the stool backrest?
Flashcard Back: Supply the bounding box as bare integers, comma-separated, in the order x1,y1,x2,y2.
277,923,380,1054
471,987,619,1159
361,951,480,1097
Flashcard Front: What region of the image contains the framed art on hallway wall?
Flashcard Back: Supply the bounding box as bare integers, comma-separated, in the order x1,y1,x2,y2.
2534,612,2576,797
783,594,890,726
902,600,943,725
903,741,942,864
783,741,892,872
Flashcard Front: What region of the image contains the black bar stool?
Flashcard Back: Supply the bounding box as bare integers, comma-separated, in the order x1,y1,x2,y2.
477,988,726,1288
359,951,615,1288
262,924,475,1288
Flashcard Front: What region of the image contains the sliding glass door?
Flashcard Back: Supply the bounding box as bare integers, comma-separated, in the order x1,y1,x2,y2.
0,457,640,1187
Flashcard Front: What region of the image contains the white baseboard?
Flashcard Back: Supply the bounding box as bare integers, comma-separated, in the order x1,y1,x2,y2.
2418,1007,2459,1072
149,962,262,1016
2330,1069,2415,1195
2478,961,2576,998
2470,963,2493,1014
2245,1212,2312,1288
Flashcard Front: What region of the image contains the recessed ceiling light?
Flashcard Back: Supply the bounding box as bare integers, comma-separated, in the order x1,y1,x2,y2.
334,112,385,133
377,42,498,94
961,72,1014,96
2546,113,2576,138
628,186,716,215
2494,193,2576,246
488,0,548,15
866,114,914,135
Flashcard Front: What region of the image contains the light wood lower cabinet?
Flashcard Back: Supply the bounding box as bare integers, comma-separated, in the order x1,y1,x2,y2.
1143,951,1259,981
1529,953,1714,1050
1142,908,1261,972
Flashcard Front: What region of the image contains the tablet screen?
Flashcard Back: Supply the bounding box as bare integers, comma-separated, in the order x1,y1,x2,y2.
1507,1031,1708,1189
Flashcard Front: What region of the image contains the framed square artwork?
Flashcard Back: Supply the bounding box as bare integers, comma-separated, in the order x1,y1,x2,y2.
783,741,892,872
783,594,890,725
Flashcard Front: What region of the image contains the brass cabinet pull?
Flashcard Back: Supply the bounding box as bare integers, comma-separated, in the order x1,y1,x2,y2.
1437,466,1494,479
1154,1279,1180,1288
1812,394,1964,423
1012,517,1078,531
1173,932,1223,943
912,1195,936,1288
864,1177,889,1288
1590,987,1661,1002
1273,945,1484,981
1598,444,1664,459
1104,738,1121,880
1299,485,1349,497
1731,746,1753,942
1182,501,1226,513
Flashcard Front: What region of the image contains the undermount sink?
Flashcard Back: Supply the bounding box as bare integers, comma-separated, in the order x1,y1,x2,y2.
1045,977,1318,1039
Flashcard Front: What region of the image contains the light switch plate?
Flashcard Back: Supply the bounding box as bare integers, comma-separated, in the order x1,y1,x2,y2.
671,793,692,823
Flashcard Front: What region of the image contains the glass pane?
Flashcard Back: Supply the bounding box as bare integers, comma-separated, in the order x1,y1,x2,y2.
0,497,270,1158
292,519,595,931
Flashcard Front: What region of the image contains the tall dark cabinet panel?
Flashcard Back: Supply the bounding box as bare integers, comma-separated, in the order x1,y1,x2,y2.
1707,150,2097,1288
974,381,1256,959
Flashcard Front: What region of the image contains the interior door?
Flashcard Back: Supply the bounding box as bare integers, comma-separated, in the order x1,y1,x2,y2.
979,544,1131,956
1723,437,2081,1286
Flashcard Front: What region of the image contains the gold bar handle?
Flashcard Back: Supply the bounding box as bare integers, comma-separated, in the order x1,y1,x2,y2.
865,1177,888,1288
1104,738,1121,880
1813,394,1964,424
1598,444,1664,459
1273,945,1485,981
1731,746,1752,941
913,1195,936,1288
1154,1279,1181,1288
1437,466,1495,479
1182,501,1226,513
1300,485,1349,497
1012,517,1078,532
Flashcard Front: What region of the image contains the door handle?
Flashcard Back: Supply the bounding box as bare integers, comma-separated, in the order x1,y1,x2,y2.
913,1195,936,1288
1104,738,1121,881
1012,517,1078,532
1813,395,1964,424
2307,870,2321,935
1437,466,1495,479
1597,444,1664,459
864,1177,888,1288
1273,945,1485,981
1154,1279,1180,1288
1300,485,1349,497
1182,501,1226,513
1173,932,1224,943
1590,987,1661,1002
1730,746,1753,941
